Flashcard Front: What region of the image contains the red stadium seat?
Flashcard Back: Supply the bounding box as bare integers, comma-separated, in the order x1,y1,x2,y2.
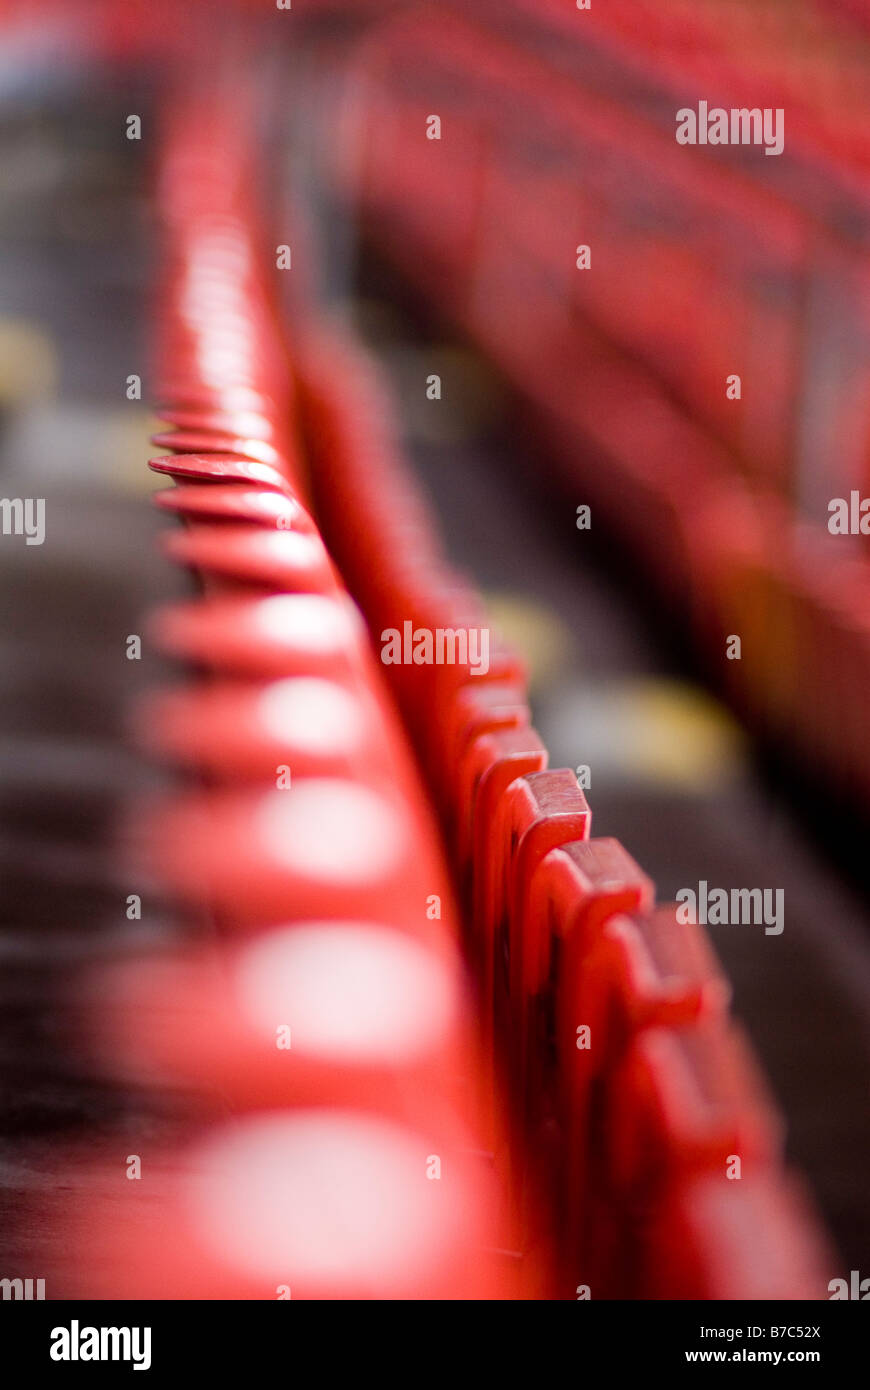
155,405,280,441
593,1021,785,1295
457,725,547,870
556,906,732,1276
153,483,310,531
39,59,836,1304
160,523,341,594
516,839,655,1115
638,1171,834,1301
136,677,396,784
444,680,530,781
148,451,295,494
139,780,455,934
63,1111,517,1299
483,769,592,1050
151,428,286,468
80,920,480,1128
149,593,370,680
607,1021,784,1196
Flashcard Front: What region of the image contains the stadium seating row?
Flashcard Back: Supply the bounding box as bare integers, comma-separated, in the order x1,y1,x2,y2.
62,78,833,1300
64,87,533,1301
328,3,870,815
296,320,833,1297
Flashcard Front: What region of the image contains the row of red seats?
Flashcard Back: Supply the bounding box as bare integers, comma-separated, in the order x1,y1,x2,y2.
339,5,870,502
60,86,534,1301
523,0,870,176
296,321,834,1297
54,67,834,1299
327,5,870,815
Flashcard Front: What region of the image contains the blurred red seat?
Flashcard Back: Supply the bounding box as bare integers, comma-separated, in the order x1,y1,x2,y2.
516,837,654,1120
607,1020,783,1197
149,451,293,493
154,383,277,417
484,769,591,1050
593,1020,785,1295
556,905,731,1275
81,921,477,1128
457,725,547,871
155,405,279,441
151,427,284,468
153,483,310,531
638,1171,832,1301
64,1110,517,1299
135,677,395,784
161,524,340,594
140,780,456,934
149,593,369,680
444,680,530,781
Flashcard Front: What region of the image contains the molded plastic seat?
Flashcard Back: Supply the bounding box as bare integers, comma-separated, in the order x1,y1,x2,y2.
161,524,340,594
430,638,527,723
154,383,277,417
517,838,655,1111
155,406,278,440
579,1021,783,1296
459,729,549,1036
140,780,455,933
557,906,731,1271
136,677,394,783
457,725,547,870
149,451,293,493
151,428,284,468
481,769,592,1051
606,1021,784,1199
81,921,476,1125
63,1111,515,1299
561,905,732,1123
637,1171,833,1301
149,593,368,680
153,484,311,531
444,681,530,786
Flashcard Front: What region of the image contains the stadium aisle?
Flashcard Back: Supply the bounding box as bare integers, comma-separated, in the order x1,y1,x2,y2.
0,77,193,1285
